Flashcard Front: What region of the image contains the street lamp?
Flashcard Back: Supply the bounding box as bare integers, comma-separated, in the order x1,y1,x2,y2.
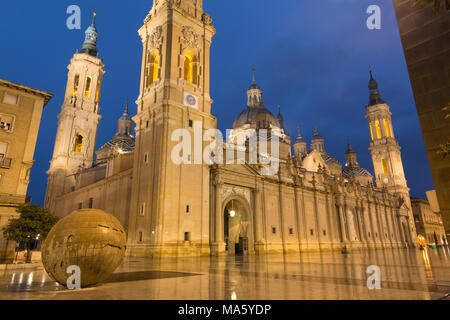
229,200,236,217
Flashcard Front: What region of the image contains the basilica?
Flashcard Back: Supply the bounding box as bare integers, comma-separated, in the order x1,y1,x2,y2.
44,0,418,256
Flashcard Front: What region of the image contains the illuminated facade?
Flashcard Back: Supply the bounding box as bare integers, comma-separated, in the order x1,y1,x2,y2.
0,79,52,263
45,14,105,212
45,0,418,256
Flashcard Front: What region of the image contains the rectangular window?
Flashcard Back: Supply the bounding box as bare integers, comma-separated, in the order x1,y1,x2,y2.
272,227,277,234
144,153,149,164
78,202,82,210
323,230,327,236
310,229,314,236
139,203,146,216
186,205,190,213
146,121,149,128
184,232,190,242
369,122,374,141
375,120,382,139
289,228,294,235
139,232,143,242
188,120,193,128
389,123,394,138
3,92,18,105
72,75,80,96
383,119,390,138
88,198,94,209
0,114,14,132
95,79,101,103
381,158,389,175
84,76,92,98
0,141,8,157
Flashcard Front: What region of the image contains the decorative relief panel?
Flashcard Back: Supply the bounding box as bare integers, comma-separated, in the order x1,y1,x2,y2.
148,26,163,50
181,26,198,48
221,185,251,206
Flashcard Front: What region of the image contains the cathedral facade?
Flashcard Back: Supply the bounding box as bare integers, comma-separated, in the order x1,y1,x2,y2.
45,0,418,257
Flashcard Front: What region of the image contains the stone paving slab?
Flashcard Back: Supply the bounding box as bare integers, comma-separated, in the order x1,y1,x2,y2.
0,248,448,300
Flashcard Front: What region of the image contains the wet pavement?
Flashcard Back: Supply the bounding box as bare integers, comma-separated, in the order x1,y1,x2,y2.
0,247,449,300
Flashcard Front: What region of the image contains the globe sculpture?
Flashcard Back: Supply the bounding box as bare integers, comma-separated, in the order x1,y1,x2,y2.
42,209,127,288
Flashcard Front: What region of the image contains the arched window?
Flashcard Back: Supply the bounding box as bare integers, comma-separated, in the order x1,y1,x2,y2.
74,134,84,153
375,120,382,139
147,50,159,87
184,53,197,85
381,158,388,175
84,76,92,98
383,119,390,138
369,122,374,141
72,75,80,96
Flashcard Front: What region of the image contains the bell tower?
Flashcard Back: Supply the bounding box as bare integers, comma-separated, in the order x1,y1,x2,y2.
365,68,408,196
128,0,216,256
45,13,105,212
366,68,418,247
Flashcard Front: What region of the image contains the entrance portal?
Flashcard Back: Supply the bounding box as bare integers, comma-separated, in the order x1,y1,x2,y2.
224,199,250,255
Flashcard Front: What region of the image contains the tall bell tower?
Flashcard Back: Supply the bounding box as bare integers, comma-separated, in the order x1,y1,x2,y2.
45,13,105,212
366,68,418,246
127,0,216,256
365,68,408,196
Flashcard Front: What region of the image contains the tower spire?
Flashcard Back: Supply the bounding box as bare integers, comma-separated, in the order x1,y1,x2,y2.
120,98,131,121
277,105,284,129
346,137,355,154
368,66,384,106
295,125,305,143
314,122,320,137
81,11,99,57
252,67,256,84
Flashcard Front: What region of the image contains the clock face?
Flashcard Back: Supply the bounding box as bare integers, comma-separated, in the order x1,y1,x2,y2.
186,95,196,106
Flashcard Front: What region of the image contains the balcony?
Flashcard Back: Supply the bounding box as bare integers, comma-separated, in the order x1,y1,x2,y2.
0,157,12,169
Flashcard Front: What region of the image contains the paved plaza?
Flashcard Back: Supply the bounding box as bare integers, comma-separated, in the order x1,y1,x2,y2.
0,248,449,300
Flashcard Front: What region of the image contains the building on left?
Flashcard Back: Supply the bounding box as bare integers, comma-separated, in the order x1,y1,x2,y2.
0,79,53,263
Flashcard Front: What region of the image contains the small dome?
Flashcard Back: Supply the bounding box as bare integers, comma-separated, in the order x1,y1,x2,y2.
232,107,280,129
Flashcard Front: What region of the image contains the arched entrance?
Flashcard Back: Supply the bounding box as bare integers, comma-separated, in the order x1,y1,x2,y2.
223,198,251,255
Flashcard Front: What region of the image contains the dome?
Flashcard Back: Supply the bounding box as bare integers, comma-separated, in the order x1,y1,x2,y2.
232,69,281,130
97,137,135,154
232,106,280,129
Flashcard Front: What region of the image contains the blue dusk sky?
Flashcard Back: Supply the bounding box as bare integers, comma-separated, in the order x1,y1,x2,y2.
0,0,434,205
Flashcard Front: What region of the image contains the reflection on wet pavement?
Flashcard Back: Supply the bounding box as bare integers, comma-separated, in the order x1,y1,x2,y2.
1,247,449,300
